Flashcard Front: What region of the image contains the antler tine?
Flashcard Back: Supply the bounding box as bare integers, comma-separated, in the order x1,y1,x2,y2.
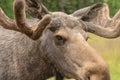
0,8,20,31
14,0,33,37
72,3,108,23
112,10,120,20
88,3,111,26
26,0,50,19
14,0,51,40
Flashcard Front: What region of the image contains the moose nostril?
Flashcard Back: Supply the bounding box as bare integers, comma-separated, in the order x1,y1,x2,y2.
56,35,63,40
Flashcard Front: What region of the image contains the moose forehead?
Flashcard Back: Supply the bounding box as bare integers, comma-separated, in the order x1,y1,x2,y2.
52,12,82,29
49,12,88,40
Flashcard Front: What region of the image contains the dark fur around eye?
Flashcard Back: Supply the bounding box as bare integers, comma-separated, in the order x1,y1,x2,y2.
54,35,66,46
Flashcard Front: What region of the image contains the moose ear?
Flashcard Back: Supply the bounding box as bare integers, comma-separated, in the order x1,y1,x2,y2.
49,18,62,32
71,3,104,22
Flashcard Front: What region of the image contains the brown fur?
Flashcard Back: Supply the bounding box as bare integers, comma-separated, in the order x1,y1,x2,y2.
0,27,54,80
40,15,110,80
0,0,113,80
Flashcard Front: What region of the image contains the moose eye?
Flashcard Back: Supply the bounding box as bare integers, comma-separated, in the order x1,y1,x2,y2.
54,35,66,46
55,35,63,40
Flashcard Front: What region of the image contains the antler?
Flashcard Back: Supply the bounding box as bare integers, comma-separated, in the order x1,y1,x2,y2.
0,8,19,31
83,3,120,38
72,3,105,22
25,0,50,19
0,0,51,40
72,3,120,38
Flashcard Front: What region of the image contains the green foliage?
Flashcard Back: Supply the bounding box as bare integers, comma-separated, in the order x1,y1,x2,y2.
42,0,104,14
104,0,120,16
0,0,13,18
0,0,120,18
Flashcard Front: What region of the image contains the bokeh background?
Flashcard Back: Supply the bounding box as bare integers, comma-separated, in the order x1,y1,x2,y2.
0,0,120,80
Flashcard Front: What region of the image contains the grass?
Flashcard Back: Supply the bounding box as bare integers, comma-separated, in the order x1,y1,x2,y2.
48,33,120,80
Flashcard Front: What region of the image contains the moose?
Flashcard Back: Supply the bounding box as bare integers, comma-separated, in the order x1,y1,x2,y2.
0,0,120,80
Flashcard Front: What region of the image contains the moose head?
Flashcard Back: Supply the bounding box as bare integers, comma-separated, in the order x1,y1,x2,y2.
0,0,120,80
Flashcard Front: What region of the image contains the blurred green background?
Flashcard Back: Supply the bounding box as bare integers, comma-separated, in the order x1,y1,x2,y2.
0,0,120,80
0,0,120,18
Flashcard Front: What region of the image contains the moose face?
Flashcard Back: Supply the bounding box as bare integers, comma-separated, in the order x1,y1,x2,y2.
40,13,102,79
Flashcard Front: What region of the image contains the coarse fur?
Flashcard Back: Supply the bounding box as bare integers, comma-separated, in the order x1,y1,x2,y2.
40,14,110,80
0,12,110,80
1,0,120,80
0,27,54,80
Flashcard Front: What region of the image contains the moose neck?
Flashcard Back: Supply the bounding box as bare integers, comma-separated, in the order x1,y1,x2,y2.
0,28,54,80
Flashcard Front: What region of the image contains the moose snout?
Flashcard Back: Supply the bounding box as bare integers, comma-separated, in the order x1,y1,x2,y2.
75,62,110,80
61,35,110,80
